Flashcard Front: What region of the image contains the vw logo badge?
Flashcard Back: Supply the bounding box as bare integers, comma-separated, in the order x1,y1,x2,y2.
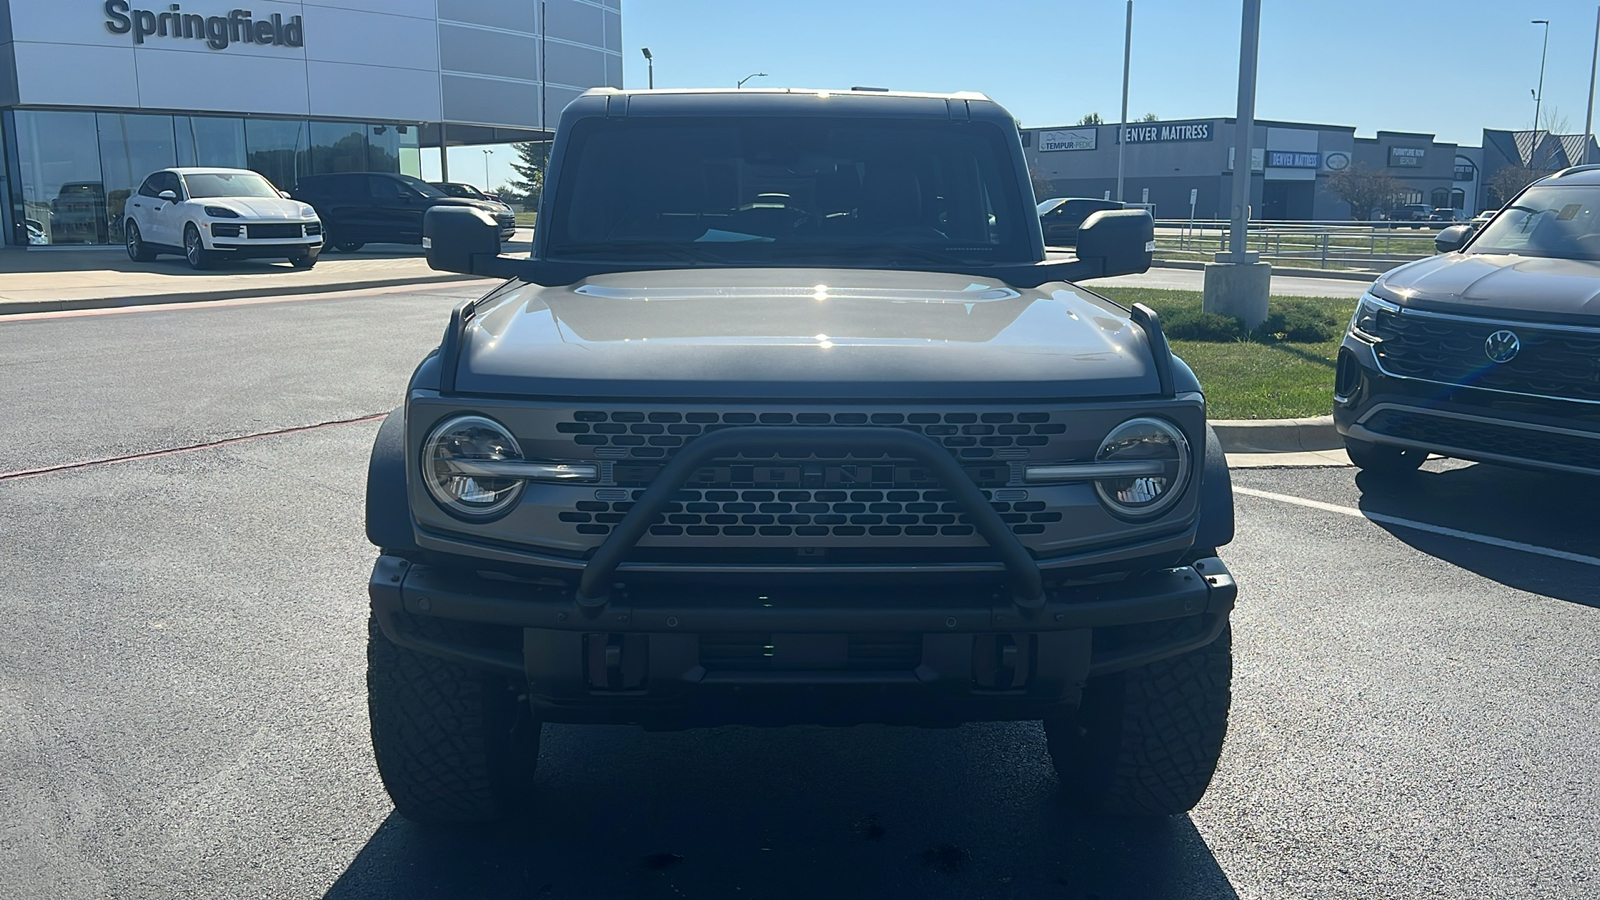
1484,330,1520,364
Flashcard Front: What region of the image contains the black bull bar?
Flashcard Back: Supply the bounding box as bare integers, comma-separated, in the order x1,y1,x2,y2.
573,426,1047,611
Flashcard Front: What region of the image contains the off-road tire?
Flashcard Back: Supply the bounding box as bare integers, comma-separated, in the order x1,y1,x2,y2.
1343,436,1427,475
366,614,538,826
1045,622,1232,817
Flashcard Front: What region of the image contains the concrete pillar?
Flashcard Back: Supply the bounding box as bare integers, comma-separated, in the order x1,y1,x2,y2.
1202,261,1272,329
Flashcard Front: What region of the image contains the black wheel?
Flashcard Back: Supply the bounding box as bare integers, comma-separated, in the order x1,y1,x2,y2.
182,223,211,270
336,239,364,253
289,251,318,269
1343,436,1427,474
1045,621,1232,817
367,615,538,826
125,220,156,262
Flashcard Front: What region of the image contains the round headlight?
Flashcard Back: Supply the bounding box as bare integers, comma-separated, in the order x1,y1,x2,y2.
1093,417,1192,518
421,415,526,519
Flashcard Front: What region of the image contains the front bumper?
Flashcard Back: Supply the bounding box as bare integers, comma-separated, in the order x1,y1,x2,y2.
368,553,1236,726
1334,333,1600,476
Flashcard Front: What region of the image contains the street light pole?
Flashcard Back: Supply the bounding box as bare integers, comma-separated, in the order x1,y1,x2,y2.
1201,0,1270,331
641,47,653,89
1533,19,1550,135
1115,0,1132,204
1587,8,1599,162
737,72,768,89
482,149,493,191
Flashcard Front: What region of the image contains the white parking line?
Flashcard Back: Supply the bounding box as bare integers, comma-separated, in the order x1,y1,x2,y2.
1234,486,1600,568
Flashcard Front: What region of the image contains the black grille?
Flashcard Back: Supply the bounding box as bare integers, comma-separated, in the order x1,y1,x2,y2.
558,486,1061,539
698,633,922,672
246,223,304,239
559,410,1065,461
1375,310,1600,402
211,223,241,238
1365,409,1600,471
305,222,323,236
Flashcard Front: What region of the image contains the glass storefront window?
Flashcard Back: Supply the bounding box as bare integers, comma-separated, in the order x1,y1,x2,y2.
98,113,177,242
310,121,368,175
368,123,401,174
245,119,309,192
14,111,105,246
176,116,248,169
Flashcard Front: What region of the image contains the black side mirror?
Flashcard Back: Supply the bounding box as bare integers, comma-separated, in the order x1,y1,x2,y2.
424,206,516,276
1074,209,1154,278
1435,224,1472,254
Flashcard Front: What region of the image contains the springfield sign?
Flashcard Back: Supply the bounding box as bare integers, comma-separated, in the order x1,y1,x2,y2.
1039,128,1097,152
1118,122,1212,143
104,1,305,50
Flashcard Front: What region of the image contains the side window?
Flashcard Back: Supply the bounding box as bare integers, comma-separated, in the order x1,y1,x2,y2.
137,175,162,199
368,176,405,200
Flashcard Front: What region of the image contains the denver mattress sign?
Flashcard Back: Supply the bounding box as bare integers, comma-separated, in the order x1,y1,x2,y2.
103,1,304,50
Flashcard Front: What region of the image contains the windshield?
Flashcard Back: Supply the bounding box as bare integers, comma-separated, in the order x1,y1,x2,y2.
437,183,486,200
544,116,1032,264
182,172,282,199
1469,185,1600,260
395,174,447,199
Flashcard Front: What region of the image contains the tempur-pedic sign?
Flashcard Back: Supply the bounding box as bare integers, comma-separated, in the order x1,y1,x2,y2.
104,1,304,50
1039,128,1097,152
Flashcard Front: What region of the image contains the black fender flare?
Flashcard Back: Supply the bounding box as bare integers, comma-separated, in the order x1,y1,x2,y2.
366,407,420,554
1193,423,1234,552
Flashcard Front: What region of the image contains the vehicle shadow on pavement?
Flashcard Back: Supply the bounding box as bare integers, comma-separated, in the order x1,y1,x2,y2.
323,722,1239,900
1355,463,1600,609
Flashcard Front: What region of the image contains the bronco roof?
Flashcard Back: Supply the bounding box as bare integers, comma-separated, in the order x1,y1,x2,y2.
566,87,1009,121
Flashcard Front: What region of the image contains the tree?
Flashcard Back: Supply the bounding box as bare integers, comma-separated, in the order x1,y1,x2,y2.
1538,105,1570,136
1325,164,1405,220
1137,112,1159,122
507,141,552,210
1076,112,1103,126
1489,165,1554,207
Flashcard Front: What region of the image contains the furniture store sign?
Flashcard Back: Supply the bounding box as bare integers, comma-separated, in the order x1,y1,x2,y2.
1039,128,1097,152
104,1,305,50
1117,122,1213,143
1266,151,1321,169
1389,147,1426,168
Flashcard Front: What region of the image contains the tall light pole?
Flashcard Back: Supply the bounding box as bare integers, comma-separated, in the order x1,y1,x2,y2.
1587,7,1599,162
641,47,653,89
737,72,768,89
1533,19,1550,135
1201,0,1269,331
481,149,493,190
1115,0,1132,203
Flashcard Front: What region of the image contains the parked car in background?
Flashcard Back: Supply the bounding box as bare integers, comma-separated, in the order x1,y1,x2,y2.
432,181,514,215
1428,207,1467,223
1470,209,1497,228
125,168,323,270
51,182,108,244
1335,166,1600,478
293,173,515,252
1386,203,1434,228
1037,197,1125,246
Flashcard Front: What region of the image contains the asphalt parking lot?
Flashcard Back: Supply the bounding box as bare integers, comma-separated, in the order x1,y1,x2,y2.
1,287,1596,899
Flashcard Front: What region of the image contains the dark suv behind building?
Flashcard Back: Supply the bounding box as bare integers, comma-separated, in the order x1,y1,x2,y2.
291,172,515,252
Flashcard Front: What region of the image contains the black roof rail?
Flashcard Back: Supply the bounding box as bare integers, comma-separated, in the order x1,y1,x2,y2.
1550,163,1600,178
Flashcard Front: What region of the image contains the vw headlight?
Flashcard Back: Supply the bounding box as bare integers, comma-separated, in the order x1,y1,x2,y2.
421,415,527,519
1349,292,1399,341
203,206,240,218
1093,418,1191,518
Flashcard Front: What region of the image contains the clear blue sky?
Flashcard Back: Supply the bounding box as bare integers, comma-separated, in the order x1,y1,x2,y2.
440,0,1600,190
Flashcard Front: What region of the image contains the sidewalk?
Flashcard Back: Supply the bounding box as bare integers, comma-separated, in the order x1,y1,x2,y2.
0,231,530,315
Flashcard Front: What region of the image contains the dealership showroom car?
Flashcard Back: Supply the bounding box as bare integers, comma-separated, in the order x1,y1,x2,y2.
292,172,517,252
124,167,323,269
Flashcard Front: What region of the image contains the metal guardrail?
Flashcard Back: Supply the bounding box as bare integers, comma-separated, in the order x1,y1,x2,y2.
1150,218,1453,271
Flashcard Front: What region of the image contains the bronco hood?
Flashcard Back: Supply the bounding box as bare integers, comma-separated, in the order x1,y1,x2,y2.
1376,252,1600,325
451,268,1161,400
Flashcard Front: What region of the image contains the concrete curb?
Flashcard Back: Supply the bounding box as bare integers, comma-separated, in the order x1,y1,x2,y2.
1151,259,1380,283
0,273,485,317
1211,415,1341,453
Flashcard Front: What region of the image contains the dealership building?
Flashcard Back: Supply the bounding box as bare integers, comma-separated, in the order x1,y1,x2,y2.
0,0,621,247
1024,117,1500,221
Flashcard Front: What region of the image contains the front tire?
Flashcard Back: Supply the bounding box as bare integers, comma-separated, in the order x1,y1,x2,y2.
183,223,212,270
289,251,318,269
1343,436,1427,475
126,220,156,262
1046,622,1232,817
367,615,537,826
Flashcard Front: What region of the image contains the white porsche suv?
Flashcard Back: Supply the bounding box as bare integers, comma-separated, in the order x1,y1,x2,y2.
125,168,323,269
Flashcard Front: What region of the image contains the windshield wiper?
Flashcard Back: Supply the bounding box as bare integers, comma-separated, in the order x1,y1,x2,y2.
768,243,994,267
547,242,729,263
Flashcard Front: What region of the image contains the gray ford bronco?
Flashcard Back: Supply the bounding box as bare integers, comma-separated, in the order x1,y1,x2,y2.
364,88,1237,826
